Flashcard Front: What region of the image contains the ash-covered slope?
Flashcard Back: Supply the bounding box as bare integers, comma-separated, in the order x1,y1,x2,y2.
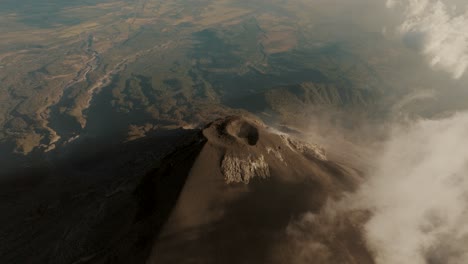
143,116,373,264
0,116,373,264
0,128,201,264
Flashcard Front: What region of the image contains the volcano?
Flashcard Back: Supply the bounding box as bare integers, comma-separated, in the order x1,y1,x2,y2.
0,116,374,264
138,116,374,264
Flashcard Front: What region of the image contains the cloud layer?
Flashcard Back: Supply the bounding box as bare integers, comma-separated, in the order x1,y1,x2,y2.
355,112,468,264
387,0,468,79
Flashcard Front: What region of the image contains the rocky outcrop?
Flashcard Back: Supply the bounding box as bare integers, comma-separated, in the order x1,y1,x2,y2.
221,154,270,184
280,134,327,161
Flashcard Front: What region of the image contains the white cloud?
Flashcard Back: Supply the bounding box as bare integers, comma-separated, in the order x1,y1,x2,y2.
354,112,468,264
388,0,468,79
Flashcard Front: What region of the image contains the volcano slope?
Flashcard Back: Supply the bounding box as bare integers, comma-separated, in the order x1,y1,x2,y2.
141,116,374,264
0,116,372,264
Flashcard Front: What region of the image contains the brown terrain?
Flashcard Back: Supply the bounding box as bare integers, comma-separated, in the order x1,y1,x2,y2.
1,0,424,157
141,116,374,263
0,116,374,263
